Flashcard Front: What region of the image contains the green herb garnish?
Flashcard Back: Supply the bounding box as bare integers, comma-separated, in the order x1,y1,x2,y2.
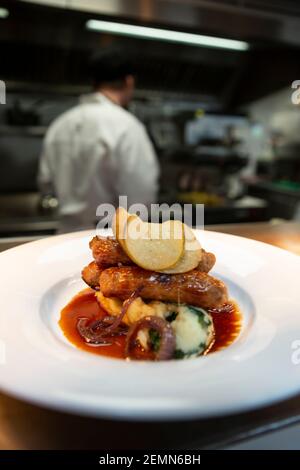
149,329,160,352
189,306,211,328
166,311,177,323
174,349,185,359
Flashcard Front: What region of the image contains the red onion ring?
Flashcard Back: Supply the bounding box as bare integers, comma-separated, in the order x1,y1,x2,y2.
77,288,142,345
77,316,127,345
101,287,142,334
125,315,176,361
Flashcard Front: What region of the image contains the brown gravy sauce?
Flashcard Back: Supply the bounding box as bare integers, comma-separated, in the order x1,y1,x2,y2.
59,288,242,359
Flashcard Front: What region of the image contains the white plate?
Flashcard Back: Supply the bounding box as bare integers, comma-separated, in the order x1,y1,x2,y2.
0,229,300,421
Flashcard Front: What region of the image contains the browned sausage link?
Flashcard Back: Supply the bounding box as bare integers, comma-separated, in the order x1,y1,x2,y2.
100,266,228,309
197,250,216,273
81,261,103,289
89,236,132,266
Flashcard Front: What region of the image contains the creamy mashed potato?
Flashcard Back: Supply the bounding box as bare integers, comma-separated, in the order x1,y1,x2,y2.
96,291,214,357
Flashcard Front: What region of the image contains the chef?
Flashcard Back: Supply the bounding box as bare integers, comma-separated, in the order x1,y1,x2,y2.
38,46,159,232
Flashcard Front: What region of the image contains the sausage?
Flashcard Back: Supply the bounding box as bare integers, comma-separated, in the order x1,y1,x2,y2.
81,261,102,290
89,236,215,272
100,266,228,309
197,250,216,273
90,236,132,266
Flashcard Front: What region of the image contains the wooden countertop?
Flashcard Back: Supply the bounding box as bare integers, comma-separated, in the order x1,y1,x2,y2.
0,221,299,450
208,221,300,256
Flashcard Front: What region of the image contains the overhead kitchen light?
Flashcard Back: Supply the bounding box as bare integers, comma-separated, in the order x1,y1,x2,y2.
86,19,249,51
0,7,9,18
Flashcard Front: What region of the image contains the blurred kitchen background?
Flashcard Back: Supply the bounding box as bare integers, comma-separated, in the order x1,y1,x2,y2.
1,0,300,237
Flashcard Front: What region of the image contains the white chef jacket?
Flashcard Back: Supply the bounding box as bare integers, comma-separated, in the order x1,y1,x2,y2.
38,93,159,232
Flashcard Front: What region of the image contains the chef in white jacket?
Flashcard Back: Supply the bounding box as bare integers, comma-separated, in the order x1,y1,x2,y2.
38,47,159,232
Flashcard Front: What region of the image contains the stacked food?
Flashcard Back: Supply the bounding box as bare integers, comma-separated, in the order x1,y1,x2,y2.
81,208,229,360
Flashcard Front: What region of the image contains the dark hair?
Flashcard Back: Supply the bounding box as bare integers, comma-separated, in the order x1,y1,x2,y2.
88,46,135,87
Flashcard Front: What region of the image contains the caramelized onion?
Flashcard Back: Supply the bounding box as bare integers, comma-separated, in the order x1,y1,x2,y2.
77,317,127,345
125,315,176,361
77,289,141,345
102,287,142,334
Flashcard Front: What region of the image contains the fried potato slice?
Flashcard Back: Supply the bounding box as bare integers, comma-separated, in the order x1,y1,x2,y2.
158,225,202,274
112,207,137,251
123,217,184,270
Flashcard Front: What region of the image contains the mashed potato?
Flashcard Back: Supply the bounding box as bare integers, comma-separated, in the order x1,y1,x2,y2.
96,291,214,357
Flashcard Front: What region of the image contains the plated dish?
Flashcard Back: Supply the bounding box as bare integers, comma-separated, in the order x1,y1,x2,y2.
60,209,242,361
0,227,300,419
